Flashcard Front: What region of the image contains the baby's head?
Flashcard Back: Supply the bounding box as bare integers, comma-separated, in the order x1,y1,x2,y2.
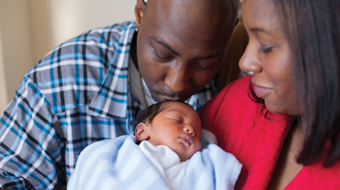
135,101,202,161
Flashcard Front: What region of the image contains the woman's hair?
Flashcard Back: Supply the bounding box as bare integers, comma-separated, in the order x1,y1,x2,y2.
250,0,340,167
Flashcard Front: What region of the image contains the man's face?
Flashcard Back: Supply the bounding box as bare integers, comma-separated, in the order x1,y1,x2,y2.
135,0,233,102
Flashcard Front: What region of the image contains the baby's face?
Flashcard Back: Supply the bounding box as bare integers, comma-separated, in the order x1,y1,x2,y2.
147,102,202,161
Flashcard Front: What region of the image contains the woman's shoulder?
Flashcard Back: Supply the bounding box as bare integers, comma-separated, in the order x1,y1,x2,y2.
200,76,294,189
199,75,256,125
202,75,290,124
287,160,340,189
212,75,253,111
200,75,264,143
219,75,252,98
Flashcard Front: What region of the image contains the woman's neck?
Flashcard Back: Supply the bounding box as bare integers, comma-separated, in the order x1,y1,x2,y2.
267,118,305,190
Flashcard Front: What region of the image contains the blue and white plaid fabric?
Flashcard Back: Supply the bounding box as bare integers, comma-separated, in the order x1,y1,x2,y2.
0,21,214,189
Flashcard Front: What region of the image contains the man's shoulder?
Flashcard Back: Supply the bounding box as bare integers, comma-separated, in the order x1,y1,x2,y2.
26,21,136,88
82,21,135,38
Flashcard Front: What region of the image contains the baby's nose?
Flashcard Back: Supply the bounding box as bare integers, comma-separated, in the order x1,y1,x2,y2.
184,126,195,136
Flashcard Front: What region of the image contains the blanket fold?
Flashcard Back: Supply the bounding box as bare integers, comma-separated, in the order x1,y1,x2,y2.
67,135,242,190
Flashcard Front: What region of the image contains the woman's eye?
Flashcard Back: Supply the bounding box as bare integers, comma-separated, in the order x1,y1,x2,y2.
259,47,273,53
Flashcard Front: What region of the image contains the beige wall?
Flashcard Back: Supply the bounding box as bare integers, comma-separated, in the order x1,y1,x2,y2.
0,0,135,113
29,0,136,62
0,0,34,113
0,24,8,114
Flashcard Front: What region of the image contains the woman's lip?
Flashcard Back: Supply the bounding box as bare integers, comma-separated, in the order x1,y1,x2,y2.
254,84,271,98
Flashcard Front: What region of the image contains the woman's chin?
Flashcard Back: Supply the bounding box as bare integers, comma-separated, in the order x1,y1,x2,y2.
265,101,300,116
265,101,284,114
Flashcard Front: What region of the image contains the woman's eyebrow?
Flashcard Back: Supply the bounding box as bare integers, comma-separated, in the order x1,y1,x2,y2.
250,27,273,36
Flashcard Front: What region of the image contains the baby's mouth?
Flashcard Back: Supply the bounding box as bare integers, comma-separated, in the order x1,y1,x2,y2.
179,135,192,146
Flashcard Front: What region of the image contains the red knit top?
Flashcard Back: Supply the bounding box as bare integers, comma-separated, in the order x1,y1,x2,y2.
200,75,340,189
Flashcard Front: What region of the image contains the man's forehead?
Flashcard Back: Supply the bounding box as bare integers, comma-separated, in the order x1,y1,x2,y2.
147,0,230,17
145,0,233,36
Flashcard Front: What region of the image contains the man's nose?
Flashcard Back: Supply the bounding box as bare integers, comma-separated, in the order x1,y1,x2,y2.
239,43,262,73
164,63,192,93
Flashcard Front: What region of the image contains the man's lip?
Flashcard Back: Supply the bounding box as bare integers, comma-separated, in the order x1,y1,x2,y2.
158,95,185,102
253,84,271,98
153,92,188,102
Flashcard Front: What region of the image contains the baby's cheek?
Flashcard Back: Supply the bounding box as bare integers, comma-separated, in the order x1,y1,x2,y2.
195,140,202,151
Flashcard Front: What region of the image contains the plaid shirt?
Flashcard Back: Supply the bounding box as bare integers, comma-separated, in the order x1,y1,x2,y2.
0,21,214,189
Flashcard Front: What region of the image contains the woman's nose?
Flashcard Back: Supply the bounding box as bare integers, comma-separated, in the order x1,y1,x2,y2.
183,125,195,136
239,43,262,73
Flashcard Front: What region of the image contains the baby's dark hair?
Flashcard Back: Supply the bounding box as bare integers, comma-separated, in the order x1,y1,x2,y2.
135,101,173,144
137,100,186,125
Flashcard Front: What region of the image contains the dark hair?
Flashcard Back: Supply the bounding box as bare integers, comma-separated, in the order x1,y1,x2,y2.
137,100,196,124
249,0,340,167
137,102,168,125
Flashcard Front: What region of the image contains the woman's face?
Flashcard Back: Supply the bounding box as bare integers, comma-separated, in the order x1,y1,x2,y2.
239,0,300,115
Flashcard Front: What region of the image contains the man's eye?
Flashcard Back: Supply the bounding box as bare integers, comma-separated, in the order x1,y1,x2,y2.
196,63,209,70
153,50,171,61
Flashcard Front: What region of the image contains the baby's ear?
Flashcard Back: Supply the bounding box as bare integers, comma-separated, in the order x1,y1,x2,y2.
135,123,150,141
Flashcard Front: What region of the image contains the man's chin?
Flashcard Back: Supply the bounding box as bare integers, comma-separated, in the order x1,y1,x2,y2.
151,89,190,102
153,95,187,103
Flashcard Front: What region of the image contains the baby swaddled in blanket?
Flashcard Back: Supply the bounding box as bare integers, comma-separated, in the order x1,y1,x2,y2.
67,101,242,190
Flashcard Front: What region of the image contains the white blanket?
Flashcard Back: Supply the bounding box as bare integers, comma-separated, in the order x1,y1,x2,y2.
67,135,242,190
139,140,188,190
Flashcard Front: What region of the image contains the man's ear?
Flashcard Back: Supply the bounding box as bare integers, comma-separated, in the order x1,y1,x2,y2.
135,122,150,141
135,0,147,28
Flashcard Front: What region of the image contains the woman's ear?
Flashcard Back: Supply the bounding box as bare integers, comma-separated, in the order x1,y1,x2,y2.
135,0,147,28
135,122,150,141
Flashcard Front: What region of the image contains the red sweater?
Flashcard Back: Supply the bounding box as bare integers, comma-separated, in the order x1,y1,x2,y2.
200,75,340,190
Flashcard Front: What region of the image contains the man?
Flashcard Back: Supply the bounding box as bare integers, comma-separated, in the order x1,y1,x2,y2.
0,0,239,189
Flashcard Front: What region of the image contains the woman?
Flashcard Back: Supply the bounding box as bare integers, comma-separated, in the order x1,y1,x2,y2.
200,0,340,189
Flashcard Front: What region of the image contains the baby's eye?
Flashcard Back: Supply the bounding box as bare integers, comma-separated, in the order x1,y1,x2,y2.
170,117,182,123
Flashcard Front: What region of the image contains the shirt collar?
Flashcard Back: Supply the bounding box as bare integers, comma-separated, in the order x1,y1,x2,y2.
88,22,136,119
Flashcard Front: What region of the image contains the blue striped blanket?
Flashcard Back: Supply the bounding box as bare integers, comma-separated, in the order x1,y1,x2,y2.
67,135,242,190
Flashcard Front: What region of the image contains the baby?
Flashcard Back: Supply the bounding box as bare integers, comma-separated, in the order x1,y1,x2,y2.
135,100,203,161
68,101,242,190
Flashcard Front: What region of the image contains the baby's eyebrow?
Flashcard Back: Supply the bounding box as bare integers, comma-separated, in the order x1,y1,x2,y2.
167,108,187,117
